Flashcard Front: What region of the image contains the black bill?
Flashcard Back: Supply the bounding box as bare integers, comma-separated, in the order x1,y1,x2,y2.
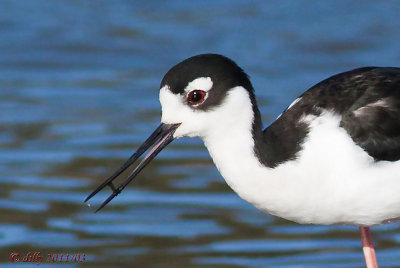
84,123,181,212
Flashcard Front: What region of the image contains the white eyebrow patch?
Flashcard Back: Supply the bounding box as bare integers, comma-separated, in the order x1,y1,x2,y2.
185,77,213,93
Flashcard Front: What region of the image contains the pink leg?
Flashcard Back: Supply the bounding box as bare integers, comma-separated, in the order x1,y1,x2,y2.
360,226,378,268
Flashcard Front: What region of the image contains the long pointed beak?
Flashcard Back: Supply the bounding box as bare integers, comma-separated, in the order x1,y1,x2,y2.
85,123,181,212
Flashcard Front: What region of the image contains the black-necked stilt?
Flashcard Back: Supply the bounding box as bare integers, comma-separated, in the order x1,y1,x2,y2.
86,54,400,267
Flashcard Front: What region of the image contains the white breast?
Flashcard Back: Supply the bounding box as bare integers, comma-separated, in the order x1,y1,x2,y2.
203,104,400,226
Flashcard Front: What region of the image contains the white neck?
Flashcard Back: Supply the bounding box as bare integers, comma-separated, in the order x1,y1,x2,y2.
201,87,276,209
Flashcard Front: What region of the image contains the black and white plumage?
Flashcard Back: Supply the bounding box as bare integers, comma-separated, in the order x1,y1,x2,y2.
86,54,400,227
279,66,400,162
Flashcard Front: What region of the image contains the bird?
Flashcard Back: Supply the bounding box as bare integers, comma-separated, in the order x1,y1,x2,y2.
85,53,400,267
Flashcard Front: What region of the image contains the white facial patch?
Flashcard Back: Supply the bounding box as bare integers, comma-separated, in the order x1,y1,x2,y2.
184,77,213,93
159,85,187,124
159,78,214,138
160,85,253,140
160,85,202,138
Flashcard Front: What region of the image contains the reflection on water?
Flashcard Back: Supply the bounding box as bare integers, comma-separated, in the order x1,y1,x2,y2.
1,0,400,267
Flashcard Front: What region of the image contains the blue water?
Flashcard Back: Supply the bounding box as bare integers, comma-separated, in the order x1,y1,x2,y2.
1,0,400,267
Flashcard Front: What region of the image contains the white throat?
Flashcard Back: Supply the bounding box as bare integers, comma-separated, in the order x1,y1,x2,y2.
200,87,270,206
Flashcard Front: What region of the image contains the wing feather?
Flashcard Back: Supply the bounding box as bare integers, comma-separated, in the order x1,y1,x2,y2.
340,69,400,161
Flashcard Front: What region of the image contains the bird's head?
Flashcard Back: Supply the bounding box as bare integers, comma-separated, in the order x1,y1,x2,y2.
85,54,257,211
160,53,256,139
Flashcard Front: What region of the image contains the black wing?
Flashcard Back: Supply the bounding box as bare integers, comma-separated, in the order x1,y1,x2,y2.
298,67,400,161
339,68,400,161
262,67,400,166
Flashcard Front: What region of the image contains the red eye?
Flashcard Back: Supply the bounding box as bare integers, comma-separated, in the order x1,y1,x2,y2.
188,90,206,104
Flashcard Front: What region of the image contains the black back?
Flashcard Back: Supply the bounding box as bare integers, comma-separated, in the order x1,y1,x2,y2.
265,67,400,166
